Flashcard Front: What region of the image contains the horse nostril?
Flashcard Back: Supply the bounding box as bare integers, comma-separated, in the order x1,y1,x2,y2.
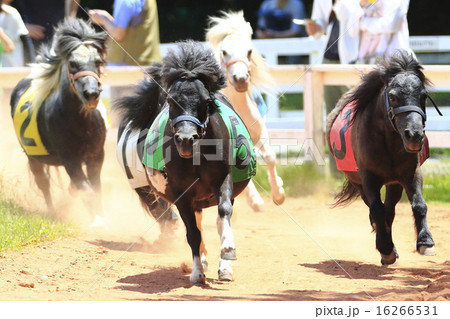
191,133,200,142
83,90,99,101
405,129,423,142
174,133,182,145
405,129,413,140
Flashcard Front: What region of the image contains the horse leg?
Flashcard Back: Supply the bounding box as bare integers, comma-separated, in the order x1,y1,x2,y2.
256,125,285,205
403,171,435,256
362,174,396,265
195,210,208,272
178,201,205,284
135,187,178,237
216,174,236,281
361,192,376,231
64,161,99,225
245,180,264,212
28,158,54,213
384,184,404,259
86,153,104,226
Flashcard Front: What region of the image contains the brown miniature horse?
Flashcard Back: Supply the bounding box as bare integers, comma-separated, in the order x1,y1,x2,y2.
327,51,442,265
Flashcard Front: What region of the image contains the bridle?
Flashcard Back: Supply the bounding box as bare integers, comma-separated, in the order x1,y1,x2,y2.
219,45,252,73
65,46,103,109
169,99,212,138
384,88,442,132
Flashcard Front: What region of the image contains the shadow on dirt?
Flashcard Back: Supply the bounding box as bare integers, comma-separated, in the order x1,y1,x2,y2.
87,237,178,254
115,268,225,296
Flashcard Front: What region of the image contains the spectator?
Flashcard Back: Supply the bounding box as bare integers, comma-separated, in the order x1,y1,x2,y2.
18,0,65,46
358,0,412,63
306,0,363,177
257,0,308,64
88,0,162,66
256,0,307,39
0,25,14,64
0,0,29,66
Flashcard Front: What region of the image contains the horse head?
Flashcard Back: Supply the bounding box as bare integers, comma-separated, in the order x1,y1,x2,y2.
385,72,428,153
66,42,105,109
29,18,107,111
167,79,212,158
380,51,442,153
162,41,226,159
220,34,253,92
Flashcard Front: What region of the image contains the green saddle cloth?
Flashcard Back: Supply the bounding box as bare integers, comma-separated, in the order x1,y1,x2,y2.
142,99,256,183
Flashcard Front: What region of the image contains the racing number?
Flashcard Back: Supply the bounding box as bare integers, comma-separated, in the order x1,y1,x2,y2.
332,109,352,160
19,101,37,147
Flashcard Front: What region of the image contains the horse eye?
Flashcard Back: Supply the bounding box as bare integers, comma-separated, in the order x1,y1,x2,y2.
221,50,229,57
69,61,78,70
389,94,398,104
247,49,252,59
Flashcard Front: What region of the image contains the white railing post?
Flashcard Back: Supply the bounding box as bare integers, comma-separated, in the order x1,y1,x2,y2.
304,67,325,157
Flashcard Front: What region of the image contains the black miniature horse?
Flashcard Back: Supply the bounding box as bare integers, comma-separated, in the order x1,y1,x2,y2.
327,51,442,265
10,18,108,225
116,41,255,284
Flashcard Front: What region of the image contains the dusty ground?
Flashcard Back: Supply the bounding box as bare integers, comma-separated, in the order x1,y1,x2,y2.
0,93,449,301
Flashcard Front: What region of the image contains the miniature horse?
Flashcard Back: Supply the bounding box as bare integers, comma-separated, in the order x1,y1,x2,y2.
116,41,255,284
327,51,442,265
10,19,107,225
206,11,285,211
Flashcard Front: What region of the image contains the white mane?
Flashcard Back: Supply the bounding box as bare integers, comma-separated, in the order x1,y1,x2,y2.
206,11,277,93
28,56,63,110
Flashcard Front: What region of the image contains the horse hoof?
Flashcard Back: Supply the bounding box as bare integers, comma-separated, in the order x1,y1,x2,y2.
418,245,436,256
272,187,285,205
393,247,399,259
218,269,233,281
90,215,105,228
380,250,397,265
221,247,236,260
190,273,206,285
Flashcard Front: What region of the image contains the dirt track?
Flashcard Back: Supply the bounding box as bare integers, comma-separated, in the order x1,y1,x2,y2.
0,95,449,301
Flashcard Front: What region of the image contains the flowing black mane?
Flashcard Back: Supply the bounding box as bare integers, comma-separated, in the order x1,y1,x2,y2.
115,41,226,131
162,41,226,92
333,51,430,123
36,18,108,76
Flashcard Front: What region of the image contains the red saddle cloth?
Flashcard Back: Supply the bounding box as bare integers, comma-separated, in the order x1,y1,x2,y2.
329,101,429,172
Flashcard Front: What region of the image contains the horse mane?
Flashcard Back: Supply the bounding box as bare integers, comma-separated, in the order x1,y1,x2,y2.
329,50,428,130
205,11,277,93
162,40,226,94
28,18,108,108
114,63,164,131
115,41,226,130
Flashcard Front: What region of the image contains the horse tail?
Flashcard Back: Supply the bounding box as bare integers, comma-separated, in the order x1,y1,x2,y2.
113,62,164,131
332,179,361,207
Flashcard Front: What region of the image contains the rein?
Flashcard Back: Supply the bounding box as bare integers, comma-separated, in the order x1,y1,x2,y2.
384,88,443,132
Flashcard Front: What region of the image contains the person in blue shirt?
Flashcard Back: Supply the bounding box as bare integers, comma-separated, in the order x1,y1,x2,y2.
256,0,307,39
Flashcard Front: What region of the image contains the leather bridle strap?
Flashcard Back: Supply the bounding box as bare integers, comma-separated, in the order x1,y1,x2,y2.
66,61,102,100
385,88,427,131
170,115,210,138
223,58,251,69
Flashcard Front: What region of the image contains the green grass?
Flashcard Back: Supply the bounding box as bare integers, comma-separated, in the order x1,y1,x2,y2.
252,161,333,197
253,156,450,204
0,200,73,252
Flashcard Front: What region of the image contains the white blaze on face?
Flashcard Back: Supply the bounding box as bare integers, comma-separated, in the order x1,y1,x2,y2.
72,45,97,64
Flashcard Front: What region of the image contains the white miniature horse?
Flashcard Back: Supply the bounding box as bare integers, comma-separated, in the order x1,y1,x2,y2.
206,11,285,211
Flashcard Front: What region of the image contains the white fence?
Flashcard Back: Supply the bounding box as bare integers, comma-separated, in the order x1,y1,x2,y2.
1,36,449,151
